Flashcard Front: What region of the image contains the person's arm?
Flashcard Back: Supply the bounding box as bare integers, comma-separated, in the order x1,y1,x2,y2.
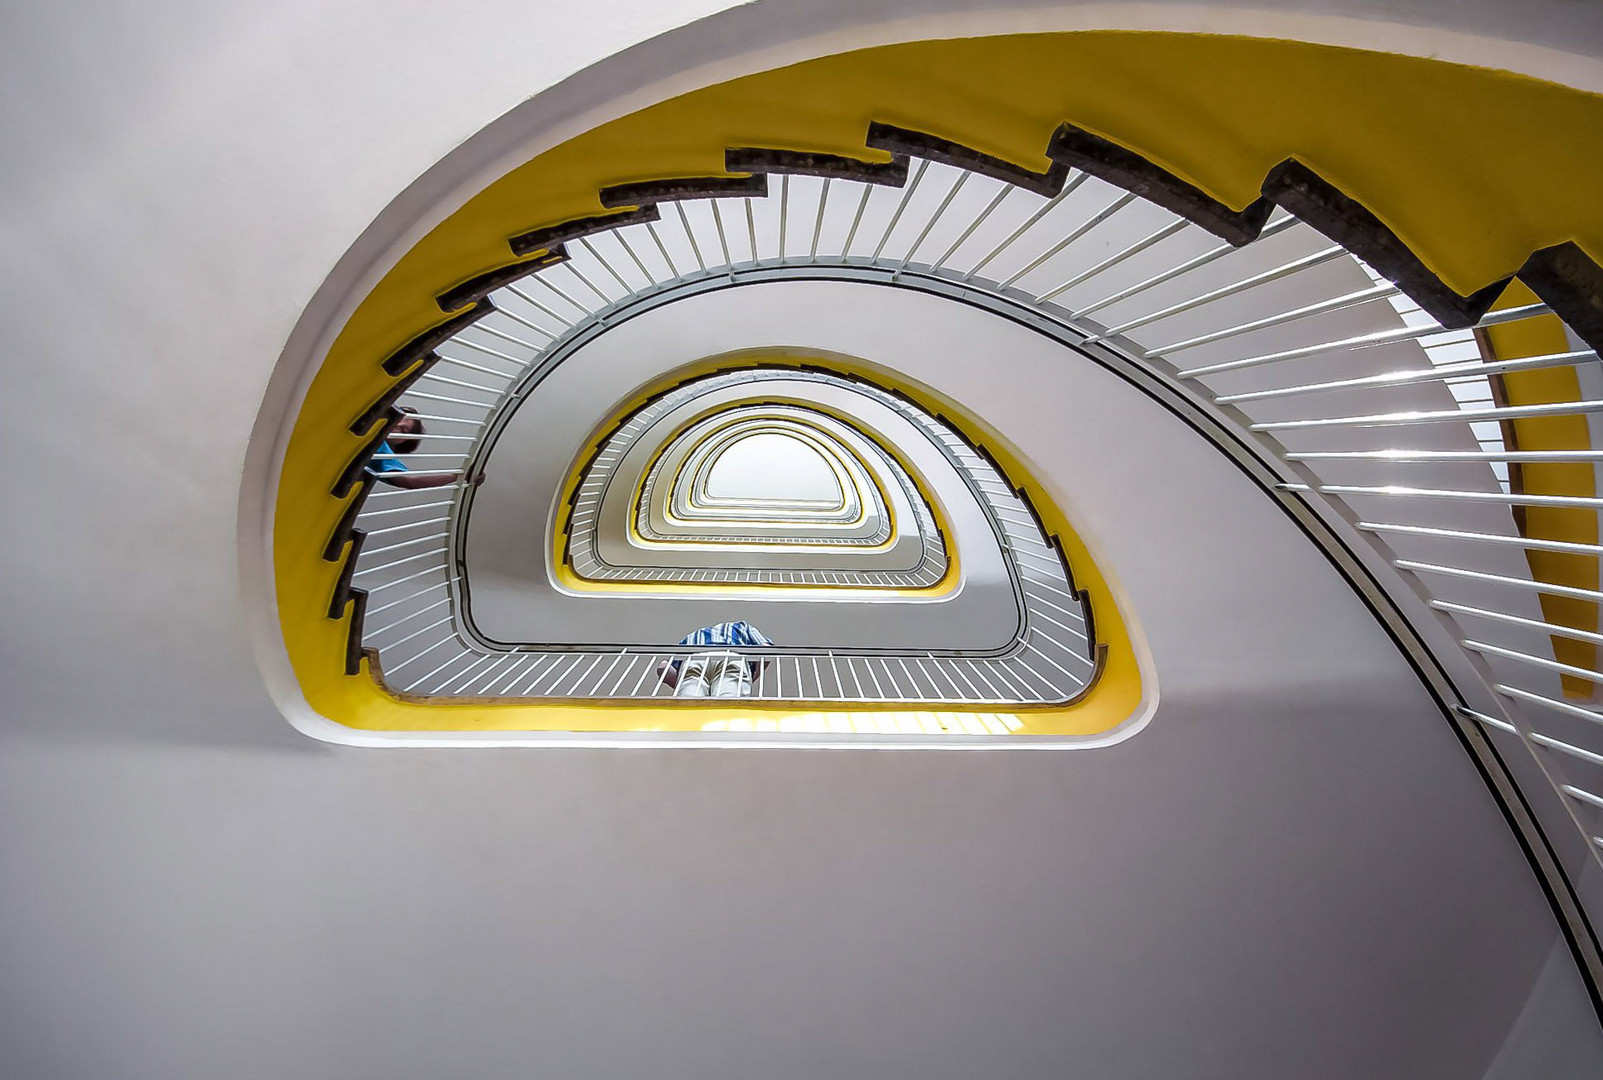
376,471,459,490
655,660,680,688
375,471,486,490
745,625,775,680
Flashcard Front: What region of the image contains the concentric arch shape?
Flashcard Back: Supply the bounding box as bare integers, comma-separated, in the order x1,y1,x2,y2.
564,371,955,587
700,431,844,506
244,32,1600,770
456,353,1097,705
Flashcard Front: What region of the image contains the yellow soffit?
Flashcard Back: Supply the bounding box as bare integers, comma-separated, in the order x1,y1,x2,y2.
272,31,1603,737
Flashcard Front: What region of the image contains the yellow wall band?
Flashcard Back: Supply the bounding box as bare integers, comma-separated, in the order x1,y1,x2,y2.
1483,283,1599,697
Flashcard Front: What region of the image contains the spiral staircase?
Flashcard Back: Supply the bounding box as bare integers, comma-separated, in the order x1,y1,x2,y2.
10,4,1603,1077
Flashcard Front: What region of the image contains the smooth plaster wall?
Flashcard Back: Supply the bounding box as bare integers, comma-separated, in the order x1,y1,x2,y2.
6,2,1603,1078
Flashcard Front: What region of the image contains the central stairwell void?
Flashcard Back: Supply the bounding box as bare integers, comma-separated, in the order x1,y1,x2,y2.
388,362,1098,706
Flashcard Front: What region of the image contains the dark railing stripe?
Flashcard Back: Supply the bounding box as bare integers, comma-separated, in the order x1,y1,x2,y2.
1260,158,1508,328
327,529,366,619
344,591,370,676
380,301,492,376
323,474,375,562
331,412,401,499
1518,241,1603,356
866,121,1070,198
508,205,662,257
725,146,909,187
435,250,567,312
598,173,768,209
1047,121,1272,246
350,356,440,436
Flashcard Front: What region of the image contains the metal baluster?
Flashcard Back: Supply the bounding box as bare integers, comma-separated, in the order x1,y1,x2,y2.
1216,349,1595,405
901,169,969,268
1034,218,1187,303
577,236,635,296
961,173,1085,281
777,173,789,259
841,183,873,257
1149,283,1396,356
371,612,455,653
358,561,449,593
931,182,1012,269
486,304,561,342
352,547,448,578
710,201,733,271
674,202,706,273
403,644,476,689
1177,301,1548,379
644,220,680,277
506,283,577,329
365,576,457,616
1083,246,1346,343
1073,214,1299,318
870,159,929,261
997,190,1136,289
810,178,831,261
386,634,460,678
612,228,656,283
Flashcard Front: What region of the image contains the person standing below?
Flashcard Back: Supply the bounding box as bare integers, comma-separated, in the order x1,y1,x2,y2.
367,407,485,490
658,621,776,698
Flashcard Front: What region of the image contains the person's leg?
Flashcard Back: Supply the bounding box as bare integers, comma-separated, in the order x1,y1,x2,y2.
709,653,751,697
674,654,713,697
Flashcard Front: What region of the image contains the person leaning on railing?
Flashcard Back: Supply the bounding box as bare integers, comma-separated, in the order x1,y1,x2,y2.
366,407,485,490
657,620,776,698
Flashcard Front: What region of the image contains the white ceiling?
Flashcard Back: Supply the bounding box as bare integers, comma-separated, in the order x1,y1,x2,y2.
701,431,846,504
5,2,1603,1077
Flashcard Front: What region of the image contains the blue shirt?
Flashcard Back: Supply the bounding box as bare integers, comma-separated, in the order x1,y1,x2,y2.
673,621,775,672
367,439,409,475
678,621,775,649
